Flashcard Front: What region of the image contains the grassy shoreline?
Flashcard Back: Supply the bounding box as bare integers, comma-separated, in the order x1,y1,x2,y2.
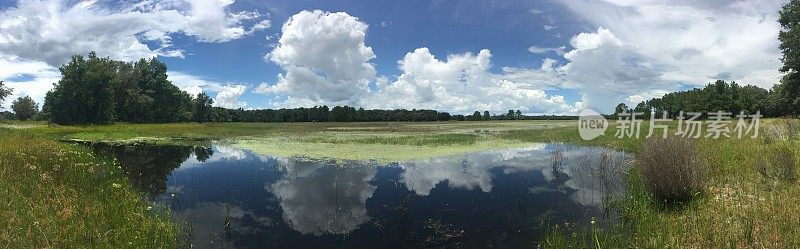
0,130,179,247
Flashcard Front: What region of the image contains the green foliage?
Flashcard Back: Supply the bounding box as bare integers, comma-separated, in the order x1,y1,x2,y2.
0,81,11,108
10,95,38,121
778,0,800,115
44,53,193,124
192,92,213,123
640,80,772,117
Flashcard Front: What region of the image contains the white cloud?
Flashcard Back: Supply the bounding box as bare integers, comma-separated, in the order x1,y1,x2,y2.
363,48,580,114
257,10,376,104
528,45,566,55
0,0,270,66
167,71,248,108
557,0,784,90
626,89,671,105
0,55,60,109
213,84,248,109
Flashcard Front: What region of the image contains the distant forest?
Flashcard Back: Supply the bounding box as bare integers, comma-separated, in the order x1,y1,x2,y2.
1,50,798,124
615,80,784,119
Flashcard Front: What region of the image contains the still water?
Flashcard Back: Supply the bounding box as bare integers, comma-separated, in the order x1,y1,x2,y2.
85,142,629,248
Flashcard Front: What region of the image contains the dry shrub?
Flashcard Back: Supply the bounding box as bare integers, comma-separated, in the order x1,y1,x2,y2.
764,119,800,143
638,137,707,203
757,145,797,184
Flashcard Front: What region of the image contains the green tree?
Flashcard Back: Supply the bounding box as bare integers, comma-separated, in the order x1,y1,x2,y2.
613,103,629,119
483,111,490,120
0,81,11,109
515,110,522,119
45,52,117,124
11,96,38,121
193,92,213,123
779,0,800,115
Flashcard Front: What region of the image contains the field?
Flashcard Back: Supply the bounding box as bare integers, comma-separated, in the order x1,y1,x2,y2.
2,119,799,247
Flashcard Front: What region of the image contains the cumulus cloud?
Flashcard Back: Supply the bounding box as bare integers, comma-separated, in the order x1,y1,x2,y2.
213,84,248,109
0,0,270,66
0,55,60,109
556,0,784,90
362,48,579,114
167,71,248,108
556,27,672,111
257,10,376,104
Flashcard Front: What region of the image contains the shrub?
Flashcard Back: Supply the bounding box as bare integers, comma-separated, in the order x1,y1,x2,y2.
757,144,797,184
638,137,707,203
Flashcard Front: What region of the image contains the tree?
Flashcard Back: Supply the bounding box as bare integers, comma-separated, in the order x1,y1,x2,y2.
193,92,213,123
11,96,38,121
515,110,522,119
778,0,800,115
0,81,11,109
472,111,481,121
45,52,117,124
44,52,195,124
483,111,490,120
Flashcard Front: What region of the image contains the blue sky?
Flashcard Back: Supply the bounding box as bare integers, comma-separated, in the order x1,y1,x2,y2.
0,0,787,114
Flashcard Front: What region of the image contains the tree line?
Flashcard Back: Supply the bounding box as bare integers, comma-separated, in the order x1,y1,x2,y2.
615,80,778,118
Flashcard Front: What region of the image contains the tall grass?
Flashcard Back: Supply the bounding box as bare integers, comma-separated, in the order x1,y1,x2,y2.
535,122,800,248
638,137,707,204
0,131,178,247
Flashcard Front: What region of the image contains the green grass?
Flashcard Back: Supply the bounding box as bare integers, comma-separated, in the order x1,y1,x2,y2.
531,122,800,248
10,120,571,162
0,130,179,247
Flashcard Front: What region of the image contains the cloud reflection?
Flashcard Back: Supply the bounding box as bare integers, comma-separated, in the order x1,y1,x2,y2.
268,158,378,235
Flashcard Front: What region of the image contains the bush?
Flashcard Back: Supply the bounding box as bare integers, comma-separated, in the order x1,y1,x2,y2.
757,144,797,184
638,137,707,203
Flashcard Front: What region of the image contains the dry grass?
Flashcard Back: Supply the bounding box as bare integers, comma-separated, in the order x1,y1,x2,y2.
638,137,707,204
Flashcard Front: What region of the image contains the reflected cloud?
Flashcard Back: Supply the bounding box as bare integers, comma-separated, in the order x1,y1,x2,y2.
400,144,630,206
178,202,273,248
268,158,378,235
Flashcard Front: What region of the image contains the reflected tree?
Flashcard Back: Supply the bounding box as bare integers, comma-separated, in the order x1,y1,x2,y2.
89,143,211,195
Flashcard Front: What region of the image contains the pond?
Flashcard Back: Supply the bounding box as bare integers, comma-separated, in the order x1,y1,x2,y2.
83,142,630,248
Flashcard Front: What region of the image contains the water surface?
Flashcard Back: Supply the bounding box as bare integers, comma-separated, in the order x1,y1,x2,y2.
86,142,629,248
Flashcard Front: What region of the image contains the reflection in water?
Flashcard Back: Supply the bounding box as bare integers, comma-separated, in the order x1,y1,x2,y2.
85,142,630,248
86,142,211,195
268,158,377,235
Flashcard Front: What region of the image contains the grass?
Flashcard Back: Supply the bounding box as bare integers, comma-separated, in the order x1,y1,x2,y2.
532,122,800,248
0,130,179,247
10,120,571,162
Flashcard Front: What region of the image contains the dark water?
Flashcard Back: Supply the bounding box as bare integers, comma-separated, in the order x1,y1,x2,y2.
85,142,629,248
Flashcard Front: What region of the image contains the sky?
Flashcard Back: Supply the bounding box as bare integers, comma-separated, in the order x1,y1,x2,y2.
0,0,788,114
